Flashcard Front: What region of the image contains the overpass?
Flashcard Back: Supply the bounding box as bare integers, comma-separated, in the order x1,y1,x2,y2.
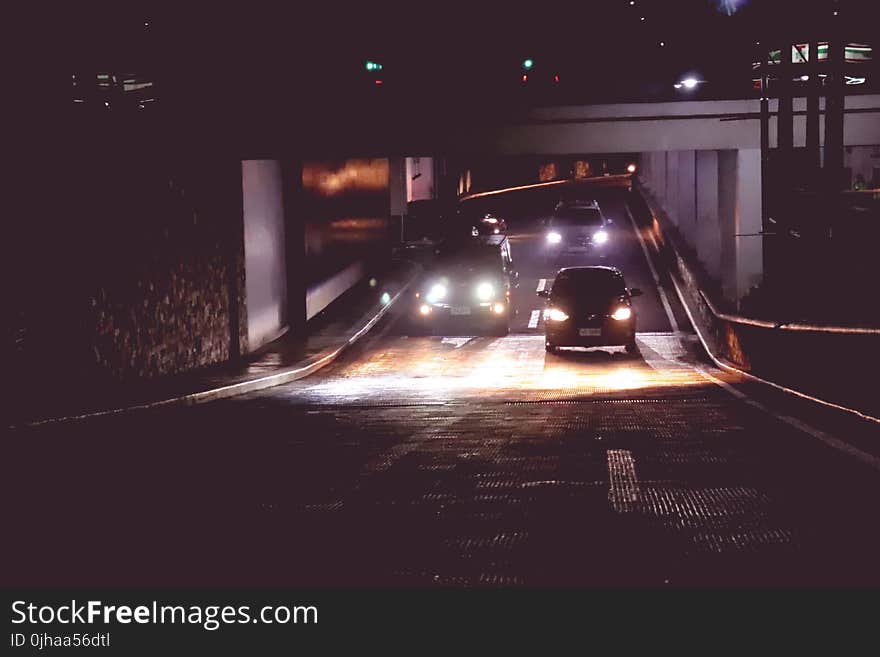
439,94,880,305
476,94,880,153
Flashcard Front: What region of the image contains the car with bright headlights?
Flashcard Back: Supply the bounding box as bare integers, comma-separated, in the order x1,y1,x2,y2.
471,213,508,237
414,234,517,335
538,266,642,354
544,202,611,254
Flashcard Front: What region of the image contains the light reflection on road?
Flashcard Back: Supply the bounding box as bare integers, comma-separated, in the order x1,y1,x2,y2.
300,334,708,402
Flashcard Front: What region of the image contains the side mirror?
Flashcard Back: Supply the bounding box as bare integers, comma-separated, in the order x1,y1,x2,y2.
537,289,550,298
629,288,643,297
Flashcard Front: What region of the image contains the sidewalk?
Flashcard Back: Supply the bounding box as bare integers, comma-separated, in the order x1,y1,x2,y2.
13,256,425,428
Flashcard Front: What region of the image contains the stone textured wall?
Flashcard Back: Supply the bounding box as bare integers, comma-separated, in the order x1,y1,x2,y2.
90,247,236,381
11,148,247,397
85,157,248,382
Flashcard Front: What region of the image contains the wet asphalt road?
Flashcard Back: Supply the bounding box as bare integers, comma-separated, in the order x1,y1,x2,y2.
5,191,880,587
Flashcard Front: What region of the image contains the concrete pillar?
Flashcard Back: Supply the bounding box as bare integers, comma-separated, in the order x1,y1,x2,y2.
695,150,721,281
665,151,679,225
641,152,652,190
735,148,763,304
282,160,306,337
824,37,846,189
718,149,763,305
652,151,666,202
242,159,288,352
718,150,738,302
677,150,696,243
389,156,407,242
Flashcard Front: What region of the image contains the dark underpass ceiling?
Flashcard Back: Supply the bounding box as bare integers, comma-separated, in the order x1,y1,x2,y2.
23,1,878,157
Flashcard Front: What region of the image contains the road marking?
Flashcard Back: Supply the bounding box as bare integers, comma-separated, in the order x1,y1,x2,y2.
607,449,640,512
536,278,547,293
630,194,880,466
624,203,680,333
440,337,474,348
528,310,541,329
692,366,880,472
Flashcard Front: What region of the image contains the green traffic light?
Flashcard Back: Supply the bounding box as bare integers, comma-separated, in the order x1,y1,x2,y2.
365,61,383,71
523,58,534,70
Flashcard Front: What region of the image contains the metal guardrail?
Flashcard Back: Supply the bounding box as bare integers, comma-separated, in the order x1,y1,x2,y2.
697,290,880,335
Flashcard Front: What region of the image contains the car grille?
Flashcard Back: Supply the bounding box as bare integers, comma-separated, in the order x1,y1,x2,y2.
575,313,603,326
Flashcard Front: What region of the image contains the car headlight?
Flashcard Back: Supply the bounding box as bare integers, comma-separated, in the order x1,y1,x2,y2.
611,306,632,321
547,308,569,322
547,231,562,244
426,283,447,303
476,282,495,301
483,217,498,224
593,230,609,244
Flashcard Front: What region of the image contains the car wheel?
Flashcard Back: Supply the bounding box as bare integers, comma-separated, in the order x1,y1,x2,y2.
545,342,557,354
625,338,639,356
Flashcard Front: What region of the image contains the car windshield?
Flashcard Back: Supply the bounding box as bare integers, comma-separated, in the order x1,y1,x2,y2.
551,208,603,227
552,270,625,299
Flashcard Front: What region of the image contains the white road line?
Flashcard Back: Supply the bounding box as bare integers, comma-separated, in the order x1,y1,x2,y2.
693,366,880,472
528,309,541,329
624,203,680,333
655,250,880,469
536,278,547,293
645,199,880,428
629,197,880,467
607,449,640,512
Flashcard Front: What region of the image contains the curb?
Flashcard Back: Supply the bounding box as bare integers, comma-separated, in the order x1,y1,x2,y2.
13,271,420,429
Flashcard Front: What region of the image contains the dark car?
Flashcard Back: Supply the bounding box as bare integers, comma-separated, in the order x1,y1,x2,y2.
544,202,612,255
538,266,642,354
471,213,508,237
414,234,518,335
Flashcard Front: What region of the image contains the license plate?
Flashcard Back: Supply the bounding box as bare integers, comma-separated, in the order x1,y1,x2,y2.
578,328,601,336
450,306,472,316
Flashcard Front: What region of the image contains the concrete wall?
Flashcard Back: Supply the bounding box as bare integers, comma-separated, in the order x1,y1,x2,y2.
640,148,762,307
481,95,880,155
845,145,880,186
242,160,288,351
406,156,435,201
695,150,722,281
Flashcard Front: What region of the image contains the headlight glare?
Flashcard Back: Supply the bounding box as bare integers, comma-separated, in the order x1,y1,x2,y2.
593,230,609,244
547,308,569,322
476,282,495,301
547,231,562,244
426,283,447,303
611,306,632,321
